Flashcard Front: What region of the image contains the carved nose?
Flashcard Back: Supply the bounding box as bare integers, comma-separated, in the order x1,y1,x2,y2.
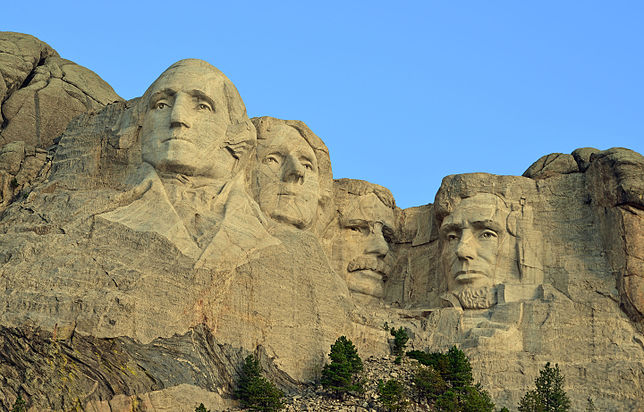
282,156,305,184
455,232,476,260
365,230,389,257
170,95,191,128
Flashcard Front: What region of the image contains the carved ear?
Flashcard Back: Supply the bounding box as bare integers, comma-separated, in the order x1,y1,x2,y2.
225,119,257,159
108,99,143,149
507,203,519,237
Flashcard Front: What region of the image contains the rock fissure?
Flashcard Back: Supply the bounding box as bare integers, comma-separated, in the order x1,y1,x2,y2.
0,33,642,411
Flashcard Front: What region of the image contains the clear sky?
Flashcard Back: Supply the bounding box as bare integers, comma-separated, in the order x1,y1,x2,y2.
5,1,643,209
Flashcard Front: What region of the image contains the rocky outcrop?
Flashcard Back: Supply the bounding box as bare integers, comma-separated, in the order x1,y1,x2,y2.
0,324,298,411
0,33,642,411
0,32,121,212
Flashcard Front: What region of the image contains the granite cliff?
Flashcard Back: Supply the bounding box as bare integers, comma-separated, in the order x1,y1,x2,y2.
0,32,642,411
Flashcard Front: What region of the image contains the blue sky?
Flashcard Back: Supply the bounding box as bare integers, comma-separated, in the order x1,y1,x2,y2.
5,1,643,208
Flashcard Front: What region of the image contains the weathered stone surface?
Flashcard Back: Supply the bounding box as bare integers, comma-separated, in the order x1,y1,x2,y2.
323,178,400,307
0,324,297,411
571,146,599,171
0,32,121,214
251,116,334,233
391,153,644,410
0,33,643,411
0,32,121,150
522,152,579,178
584,147,644,325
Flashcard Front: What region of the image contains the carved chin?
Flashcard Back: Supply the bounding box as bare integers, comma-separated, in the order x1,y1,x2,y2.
346,271,384,298
456,286,497,309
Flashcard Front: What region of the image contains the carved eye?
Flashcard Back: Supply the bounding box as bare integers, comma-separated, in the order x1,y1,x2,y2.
264,155,280,165
155,102,169,110
480,230,497,240
197,103,212,111
347,225,369,235
447,233,459,242
303,163,313,171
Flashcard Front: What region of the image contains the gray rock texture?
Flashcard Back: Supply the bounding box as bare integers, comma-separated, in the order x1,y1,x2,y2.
0,32,642,411
0,32,121,212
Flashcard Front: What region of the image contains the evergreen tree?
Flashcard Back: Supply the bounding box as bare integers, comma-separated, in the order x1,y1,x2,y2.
321,336,364,396
518,363,570,412
235,355,285,411
461,384,495,412
407,350,450,377
11,394,26,412
377,379,408,411
413,365,447,402
445,346,473,390
434,384,495,412
194,403,210,412
390,326,409,357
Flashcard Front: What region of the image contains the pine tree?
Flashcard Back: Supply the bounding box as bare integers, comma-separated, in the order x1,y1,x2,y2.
321,336,364,396
11,394,26,412
518,362,571,412
194,403,210,412
445,345,473,390
390,326,409,357
377,379,408,411
413,365,447,402
235,355,284,411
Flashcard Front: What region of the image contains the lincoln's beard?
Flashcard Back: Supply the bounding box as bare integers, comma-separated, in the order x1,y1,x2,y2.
456,286,497,309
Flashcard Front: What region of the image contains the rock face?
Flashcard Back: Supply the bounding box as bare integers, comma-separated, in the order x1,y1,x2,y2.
0,32,642,411
0,32,121,212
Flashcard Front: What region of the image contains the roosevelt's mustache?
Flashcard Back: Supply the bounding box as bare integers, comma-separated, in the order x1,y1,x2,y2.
347,255,391,279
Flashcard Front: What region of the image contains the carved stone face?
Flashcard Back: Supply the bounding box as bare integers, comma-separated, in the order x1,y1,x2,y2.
256,124,320,229
331,193,395,302
440,194,509,301
140,62,235,179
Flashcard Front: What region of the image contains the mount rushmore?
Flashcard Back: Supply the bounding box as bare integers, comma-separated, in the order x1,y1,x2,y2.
0,32,642,411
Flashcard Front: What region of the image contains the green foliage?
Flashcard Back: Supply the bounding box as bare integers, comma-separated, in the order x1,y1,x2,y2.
407,347,493,411
195,403,210,412
235,355,285,411
407,350,449,377
461,384,496,412
408,346,472,390
390,326,409,356
413,365,447,402
11,394,26,412
517,363,570,412
444,346,473,389
498,407,511,412
321,336,364,396
9,178,19,189
434,389,457,411
518,391,542,412
377,379,408,411
434,385,495,412
585,397,596,412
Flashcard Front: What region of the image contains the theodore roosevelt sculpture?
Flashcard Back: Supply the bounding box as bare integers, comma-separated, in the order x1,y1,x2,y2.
99,59,277,269
327,179,396,305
